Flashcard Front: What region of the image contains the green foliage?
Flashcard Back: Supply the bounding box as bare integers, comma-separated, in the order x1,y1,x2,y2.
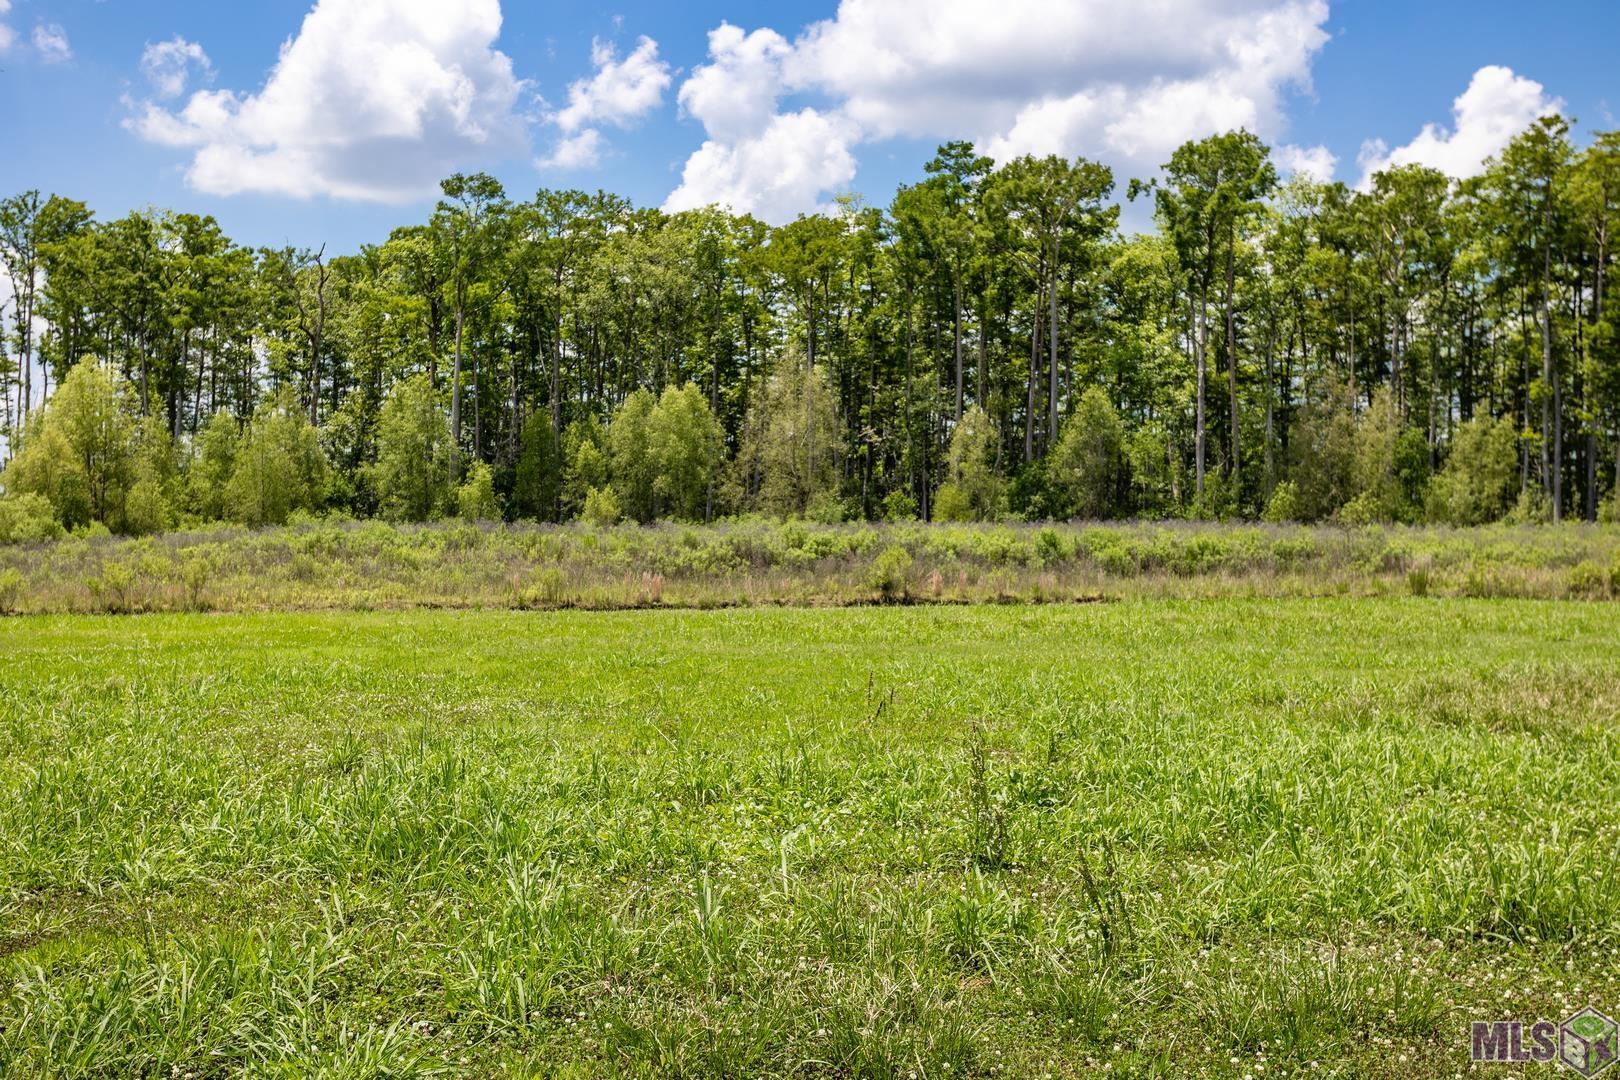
607,389,658,524
1426,417,1519,525
0,601,1612,1073
1261,480,1301,524
1347,387,1409,523
0,493,65,543
371,374,451,522
510,412,560,522
187,410,241,522
867,544,914,600
1288,377,1357,522
881,488,918,522
581,485,621,527
226,389,329,528
2,359,135,530
560,417,609,520
932,482,974,522
7,114,1620,534
937,406,1002,522
748,350,841,519
1049,388,1125,520
456,461,502,521
648,382,723,523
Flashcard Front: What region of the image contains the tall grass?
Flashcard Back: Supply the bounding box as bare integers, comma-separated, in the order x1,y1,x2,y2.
2,601,1617,1074
0,517,1617,614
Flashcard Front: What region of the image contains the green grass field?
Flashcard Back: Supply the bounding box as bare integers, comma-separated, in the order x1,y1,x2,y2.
3,601,1619,1077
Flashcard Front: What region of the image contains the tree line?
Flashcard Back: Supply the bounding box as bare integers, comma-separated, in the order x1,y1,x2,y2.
2,116,1618,535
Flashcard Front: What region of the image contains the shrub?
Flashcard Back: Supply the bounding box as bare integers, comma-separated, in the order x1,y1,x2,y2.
561,416,610,520
1,358,135,530
938,406,1003,521
188,411,241,521
868,544,913,601
582,486,622,527
1349,387,1419,523
648,383,723,523
0,567,22,614
933,481,975,523
1426,416,1518,525
1567,560,1607,598
882,488,919,522
1049,388,1125,519
1261,481,1301,524
371,374,452,522
743,348,841,518
511,411,561,521
456,462,503,521
226,392,329,527
0,493,65,543
607,389,659,523
180,553,214,611
1288,376,1357,521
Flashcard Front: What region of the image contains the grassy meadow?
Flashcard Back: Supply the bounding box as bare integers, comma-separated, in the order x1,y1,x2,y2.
3,518,1620,615
3,599,1619,1076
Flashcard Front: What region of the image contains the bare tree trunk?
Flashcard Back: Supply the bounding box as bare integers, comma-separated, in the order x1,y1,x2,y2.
1263,325,1276,497
1025,283,1042,463
952,272,964,423
1540,282,1560,521
1194,283,1208,498
1048,234,1061,448
975,294,988,412
1224,225,1240,484
450,305,465,483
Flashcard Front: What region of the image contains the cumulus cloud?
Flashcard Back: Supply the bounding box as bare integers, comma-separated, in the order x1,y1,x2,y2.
126,0,526,202
32,21,71,64
666,108,859,221
539,128,605,170
1276,142,1338,181
540,36,670,171
553,37,670,134
140,37,213,99
665,0,1330,222
677,24,792,143
0,1,13,55
1356,65,1562,187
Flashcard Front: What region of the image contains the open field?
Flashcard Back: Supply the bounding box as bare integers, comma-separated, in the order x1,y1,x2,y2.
3,601,1619,1076
3,520,1620,615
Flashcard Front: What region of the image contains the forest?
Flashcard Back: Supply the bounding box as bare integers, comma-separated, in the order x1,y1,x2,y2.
2,116,1619,540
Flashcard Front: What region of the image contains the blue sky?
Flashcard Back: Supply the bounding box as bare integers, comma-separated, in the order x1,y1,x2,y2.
5,0,1618,251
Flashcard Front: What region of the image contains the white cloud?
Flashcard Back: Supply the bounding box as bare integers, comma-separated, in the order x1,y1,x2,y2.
1276,142,1338,181
665,0,1330,222
140,37,213,100
541,35,670,171
0,1,13,55
665,108,858,222
126,0,526,202
32,22,71,64
677,24,792,143
553,36,670,133
1356,65,1562,187
539,128,604,170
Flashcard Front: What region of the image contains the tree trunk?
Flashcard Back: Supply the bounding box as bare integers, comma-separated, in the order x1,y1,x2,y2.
1193,282,1208,498
1540,279,1560,521
1025,283,1042,463
450,305,465,482
1224,223,1240,484
952,272,964,424
1048,233,1061,448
